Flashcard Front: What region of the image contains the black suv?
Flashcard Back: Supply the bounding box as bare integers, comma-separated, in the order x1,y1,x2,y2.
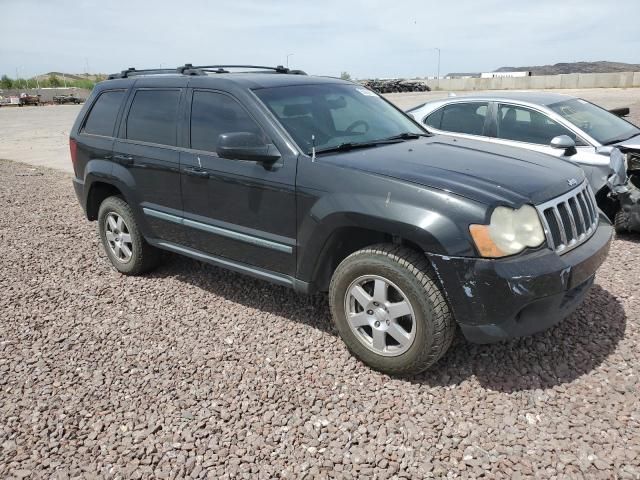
70,64,613,375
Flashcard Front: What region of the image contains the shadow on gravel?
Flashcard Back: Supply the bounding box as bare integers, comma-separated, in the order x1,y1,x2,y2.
150,254,336,334
412,284,627,392
154,255,626,392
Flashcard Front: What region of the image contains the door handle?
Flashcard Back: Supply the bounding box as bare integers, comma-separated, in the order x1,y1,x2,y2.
113,154,134,166
184,167,209,178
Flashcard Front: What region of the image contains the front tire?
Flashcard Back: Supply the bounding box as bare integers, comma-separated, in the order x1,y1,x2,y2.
98,196,160,275
329,244,455,376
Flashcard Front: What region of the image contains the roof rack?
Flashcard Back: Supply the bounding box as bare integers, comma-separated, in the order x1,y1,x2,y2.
108,64,307,79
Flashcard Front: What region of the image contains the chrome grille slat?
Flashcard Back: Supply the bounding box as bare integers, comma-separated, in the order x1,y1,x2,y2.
574,193,587,233
551,206,567,246
536,181,599,255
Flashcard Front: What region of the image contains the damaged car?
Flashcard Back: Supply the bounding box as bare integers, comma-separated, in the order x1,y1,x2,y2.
407,92,640,233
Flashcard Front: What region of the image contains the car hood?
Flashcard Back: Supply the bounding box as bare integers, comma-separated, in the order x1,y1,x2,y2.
614,133,640,150
321,135,585,207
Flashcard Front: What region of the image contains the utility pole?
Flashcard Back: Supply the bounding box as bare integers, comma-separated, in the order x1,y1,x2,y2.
435,48,441,89
286,53,294,68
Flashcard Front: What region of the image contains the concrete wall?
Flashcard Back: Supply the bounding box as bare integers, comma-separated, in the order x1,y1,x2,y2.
426,71,640,91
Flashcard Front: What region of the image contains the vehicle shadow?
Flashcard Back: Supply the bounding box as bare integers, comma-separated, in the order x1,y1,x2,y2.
152,255,626,393
411,284,626,392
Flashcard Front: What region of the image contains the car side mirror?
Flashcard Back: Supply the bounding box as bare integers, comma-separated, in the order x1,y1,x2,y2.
550,135,577,156
216,132,281,163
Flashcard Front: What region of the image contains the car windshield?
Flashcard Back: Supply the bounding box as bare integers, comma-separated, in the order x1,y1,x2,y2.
548,98,640,145
253,84,425,154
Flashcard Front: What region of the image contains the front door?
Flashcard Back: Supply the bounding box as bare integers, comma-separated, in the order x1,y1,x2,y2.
179,89,297,276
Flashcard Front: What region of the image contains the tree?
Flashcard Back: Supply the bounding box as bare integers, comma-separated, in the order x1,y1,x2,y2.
340,71,352,81
0,75,13,89
48,74,61,87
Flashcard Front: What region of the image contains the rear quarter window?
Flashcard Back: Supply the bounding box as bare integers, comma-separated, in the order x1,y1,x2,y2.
82,90,125,137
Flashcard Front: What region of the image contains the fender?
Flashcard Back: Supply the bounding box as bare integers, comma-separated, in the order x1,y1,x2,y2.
82,160,153,232
296,187,487,286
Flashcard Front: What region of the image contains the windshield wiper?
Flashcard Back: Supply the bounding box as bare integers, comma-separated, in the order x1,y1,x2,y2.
312,132,429,155
382,132,431,141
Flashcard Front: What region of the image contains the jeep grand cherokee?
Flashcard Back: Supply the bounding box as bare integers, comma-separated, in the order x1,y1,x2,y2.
70,64,613,375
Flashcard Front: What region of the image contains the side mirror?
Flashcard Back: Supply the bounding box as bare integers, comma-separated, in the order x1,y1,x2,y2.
550,135,577,156
216,132,281,163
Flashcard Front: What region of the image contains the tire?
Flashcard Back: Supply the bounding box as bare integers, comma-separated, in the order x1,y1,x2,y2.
614,208,629,234
98,196,161,275
329,244,455,376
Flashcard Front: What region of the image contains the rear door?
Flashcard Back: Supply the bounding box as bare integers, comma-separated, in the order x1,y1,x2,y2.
179,88,297,276
422,101,491,141
112,87,185,243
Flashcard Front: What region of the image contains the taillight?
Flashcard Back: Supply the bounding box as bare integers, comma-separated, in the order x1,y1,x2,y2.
69,138,78,175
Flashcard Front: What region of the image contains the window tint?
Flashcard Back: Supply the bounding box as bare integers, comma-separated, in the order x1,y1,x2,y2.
191,91,264,153
424,108,444,129
498,104,579,145
126,90,180,146
82,90,125,137
438,103,488,135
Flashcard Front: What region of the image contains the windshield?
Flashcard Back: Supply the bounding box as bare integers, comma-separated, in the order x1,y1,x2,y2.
548,98,640,145
253,84,425,154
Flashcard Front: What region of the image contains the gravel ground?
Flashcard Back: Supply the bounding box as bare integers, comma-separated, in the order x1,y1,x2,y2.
1,161,640,479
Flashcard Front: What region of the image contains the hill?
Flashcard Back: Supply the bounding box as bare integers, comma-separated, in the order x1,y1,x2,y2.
495,61,640,75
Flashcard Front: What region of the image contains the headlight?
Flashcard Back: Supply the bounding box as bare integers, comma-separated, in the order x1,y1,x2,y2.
469,205,546,258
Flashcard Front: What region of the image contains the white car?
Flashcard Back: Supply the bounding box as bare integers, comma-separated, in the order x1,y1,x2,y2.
407,92,640,232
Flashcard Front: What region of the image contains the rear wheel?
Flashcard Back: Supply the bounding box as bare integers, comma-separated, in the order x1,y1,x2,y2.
329,244,455,375
98,196,161,275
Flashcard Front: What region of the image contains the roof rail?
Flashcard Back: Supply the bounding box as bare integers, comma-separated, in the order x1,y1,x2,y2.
108,64,307,79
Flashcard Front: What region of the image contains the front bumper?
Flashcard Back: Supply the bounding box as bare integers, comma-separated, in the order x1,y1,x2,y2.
427,214,613,343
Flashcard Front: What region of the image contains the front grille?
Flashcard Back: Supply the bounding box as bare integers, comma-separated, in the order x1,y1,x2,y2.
536,182,599,254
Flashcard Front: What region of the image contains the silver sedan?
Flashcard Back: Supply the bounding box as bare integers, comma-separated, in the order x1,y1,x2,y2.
407,92,640,231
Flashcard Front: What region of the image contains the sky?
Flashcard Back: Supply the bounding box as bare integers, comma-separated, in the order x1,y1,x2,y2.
1,0,639,79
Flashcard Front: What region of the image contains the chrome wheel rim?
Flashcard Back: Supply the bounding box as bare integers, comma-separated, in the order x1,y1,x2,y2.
344,275,416,357
105,213,133,263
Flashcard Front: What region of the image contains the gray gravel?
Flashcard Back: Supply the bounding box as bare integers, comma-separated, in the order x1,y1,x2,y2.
1,159,640,479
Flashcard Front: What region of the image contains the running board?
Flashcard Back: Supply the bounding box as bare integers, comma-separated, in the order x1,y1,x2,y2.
153,239,296,288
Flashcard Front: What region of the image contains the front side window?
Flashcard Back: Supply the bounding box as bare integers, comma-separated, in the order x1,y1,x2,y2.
548,98,640,145
190,91,265,153
253,84,423,154
82,90,125,137
498,104,579,145
126,89,180,146
437,102,488,136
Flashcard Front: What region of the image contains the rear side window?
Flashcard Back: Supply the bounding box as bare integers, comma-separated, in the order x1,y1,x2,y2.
424,108,444,129
126,90,181,146
82,90,125,137
190,91,264,153
439,102,488,135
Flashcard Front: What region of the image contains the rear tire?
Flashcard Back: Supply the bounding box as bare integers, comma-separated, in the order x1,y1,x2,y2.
329,244,455,375
98,196,161,275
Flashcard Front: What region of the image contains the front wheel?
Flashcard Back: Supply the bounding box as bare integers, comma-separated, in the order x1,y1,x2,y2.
98,196,161,275
329,244,455,375
614,208,629,234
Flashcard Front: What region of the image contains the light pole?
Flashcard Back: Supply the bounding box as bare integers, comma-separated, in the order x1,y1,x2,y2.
434,47,441,89
286,53,294,68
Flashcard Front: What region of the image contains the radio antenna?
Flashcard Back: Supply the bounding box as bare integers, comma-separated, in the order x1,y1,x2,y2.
311,135,316,162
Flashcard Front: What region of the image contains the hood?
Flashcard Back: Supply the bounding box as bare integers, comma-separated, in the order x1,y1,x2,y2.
614,133,640,150
322,135,585,207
